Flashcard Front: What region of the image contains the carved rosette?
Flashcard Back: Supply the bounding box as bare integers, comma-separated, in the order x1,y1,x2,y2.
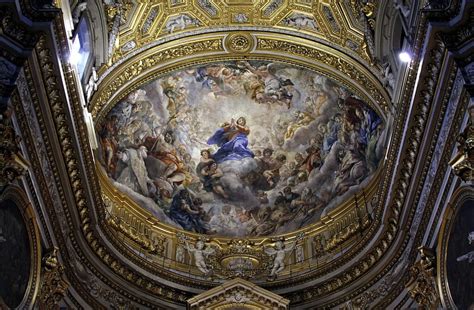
37,247,70,308
224,33,254,53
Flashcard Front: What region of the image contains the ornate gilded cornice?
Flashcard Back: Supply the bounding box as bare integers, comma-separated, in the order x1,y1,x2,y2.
0,104,28,190
378,74,470,309
405,247,440,308
90,32,391,124
0,0,58,104
37,247,70,308
450,106,474,182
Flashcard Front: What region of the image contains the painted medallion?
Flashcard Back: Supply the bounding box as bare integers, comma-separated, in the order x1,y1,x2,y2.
0,200,31,308
447,200,474,309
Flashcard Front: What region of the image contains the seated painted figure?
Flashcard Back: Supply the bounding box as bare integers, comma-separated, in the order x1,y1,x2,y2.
207,116,254,163
168,189,211,234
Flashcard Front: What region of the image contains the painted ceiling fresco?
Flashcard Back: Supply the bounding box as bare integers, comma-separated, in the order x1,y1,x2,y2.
99,61,386,237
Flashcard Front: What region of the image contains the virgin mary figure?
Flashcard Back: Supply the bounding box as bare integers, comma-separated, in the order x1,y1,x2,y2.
207,116,254,163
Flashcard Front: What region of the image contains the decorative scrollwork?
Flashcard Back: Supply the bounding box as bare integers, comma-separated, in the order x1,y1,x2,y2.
405,246,440,308
0,105,28,189
38,247,70,308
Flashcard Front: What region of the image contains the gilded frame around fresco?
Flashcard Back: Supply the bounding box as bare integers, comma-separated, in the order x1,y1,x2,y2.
0,185,42,309
90,30,390,281
437,185,474,309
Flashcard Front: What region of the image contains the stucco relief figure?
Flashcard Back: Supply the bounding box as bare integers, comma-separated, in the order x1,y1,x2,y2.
264,237,302,280
85,67,98,103
283,13,318,30
72,1,87,24
394,0,410,17
295,245,304,263
176,245,185,263
184,240,215,275
165,14,199,33
457,251,474,263
456,231,474,264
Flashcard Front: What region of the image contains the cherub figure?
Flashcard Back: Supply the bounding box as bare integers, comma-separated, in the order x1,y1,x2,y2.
264,236,302,279
184,240,215,275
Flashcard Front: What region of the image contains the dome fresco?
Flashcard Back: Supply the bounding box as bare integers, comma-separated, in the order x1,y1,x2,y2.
98,61,385,237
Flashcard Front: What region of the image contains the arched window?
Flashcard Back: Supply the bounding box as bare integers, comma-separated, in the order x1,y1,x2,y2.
71,16,93,80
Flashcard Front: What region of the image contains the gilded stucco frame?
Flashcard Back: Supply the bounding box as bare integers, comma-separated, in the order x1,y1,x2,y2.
90,31,391,281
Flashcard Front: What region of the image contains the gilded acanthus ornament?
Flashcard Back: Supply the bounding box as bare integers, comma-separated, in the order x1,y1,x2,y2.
449,106,474,182
405,246,440,309
38,247,70,308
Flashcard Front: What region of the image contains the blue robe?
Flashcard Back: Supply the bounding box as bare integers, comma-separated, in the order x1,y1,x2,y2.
169,190,208,233
207,127,254,163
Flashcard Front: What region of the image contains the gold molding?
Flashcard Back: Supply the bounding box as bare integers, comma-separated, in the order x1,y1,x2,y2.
99,158,379,281
111,1,370,66
11,2,469,306
91,31,390,125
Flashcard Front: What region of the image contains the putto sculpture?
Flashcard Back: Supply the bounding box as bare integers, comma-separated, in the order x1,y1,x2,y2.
183,239,215,276
264,234,304,280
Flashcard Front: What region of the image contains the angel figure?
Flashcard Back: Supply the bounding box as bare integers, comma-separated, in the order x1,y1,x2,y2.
85,67,98,103
264,238,300,279
184,240,215,275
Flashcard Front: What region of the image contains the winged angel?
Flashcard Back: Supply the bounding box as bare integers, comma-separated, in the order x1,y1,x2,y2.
264,235,303,279
184,240,215,275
